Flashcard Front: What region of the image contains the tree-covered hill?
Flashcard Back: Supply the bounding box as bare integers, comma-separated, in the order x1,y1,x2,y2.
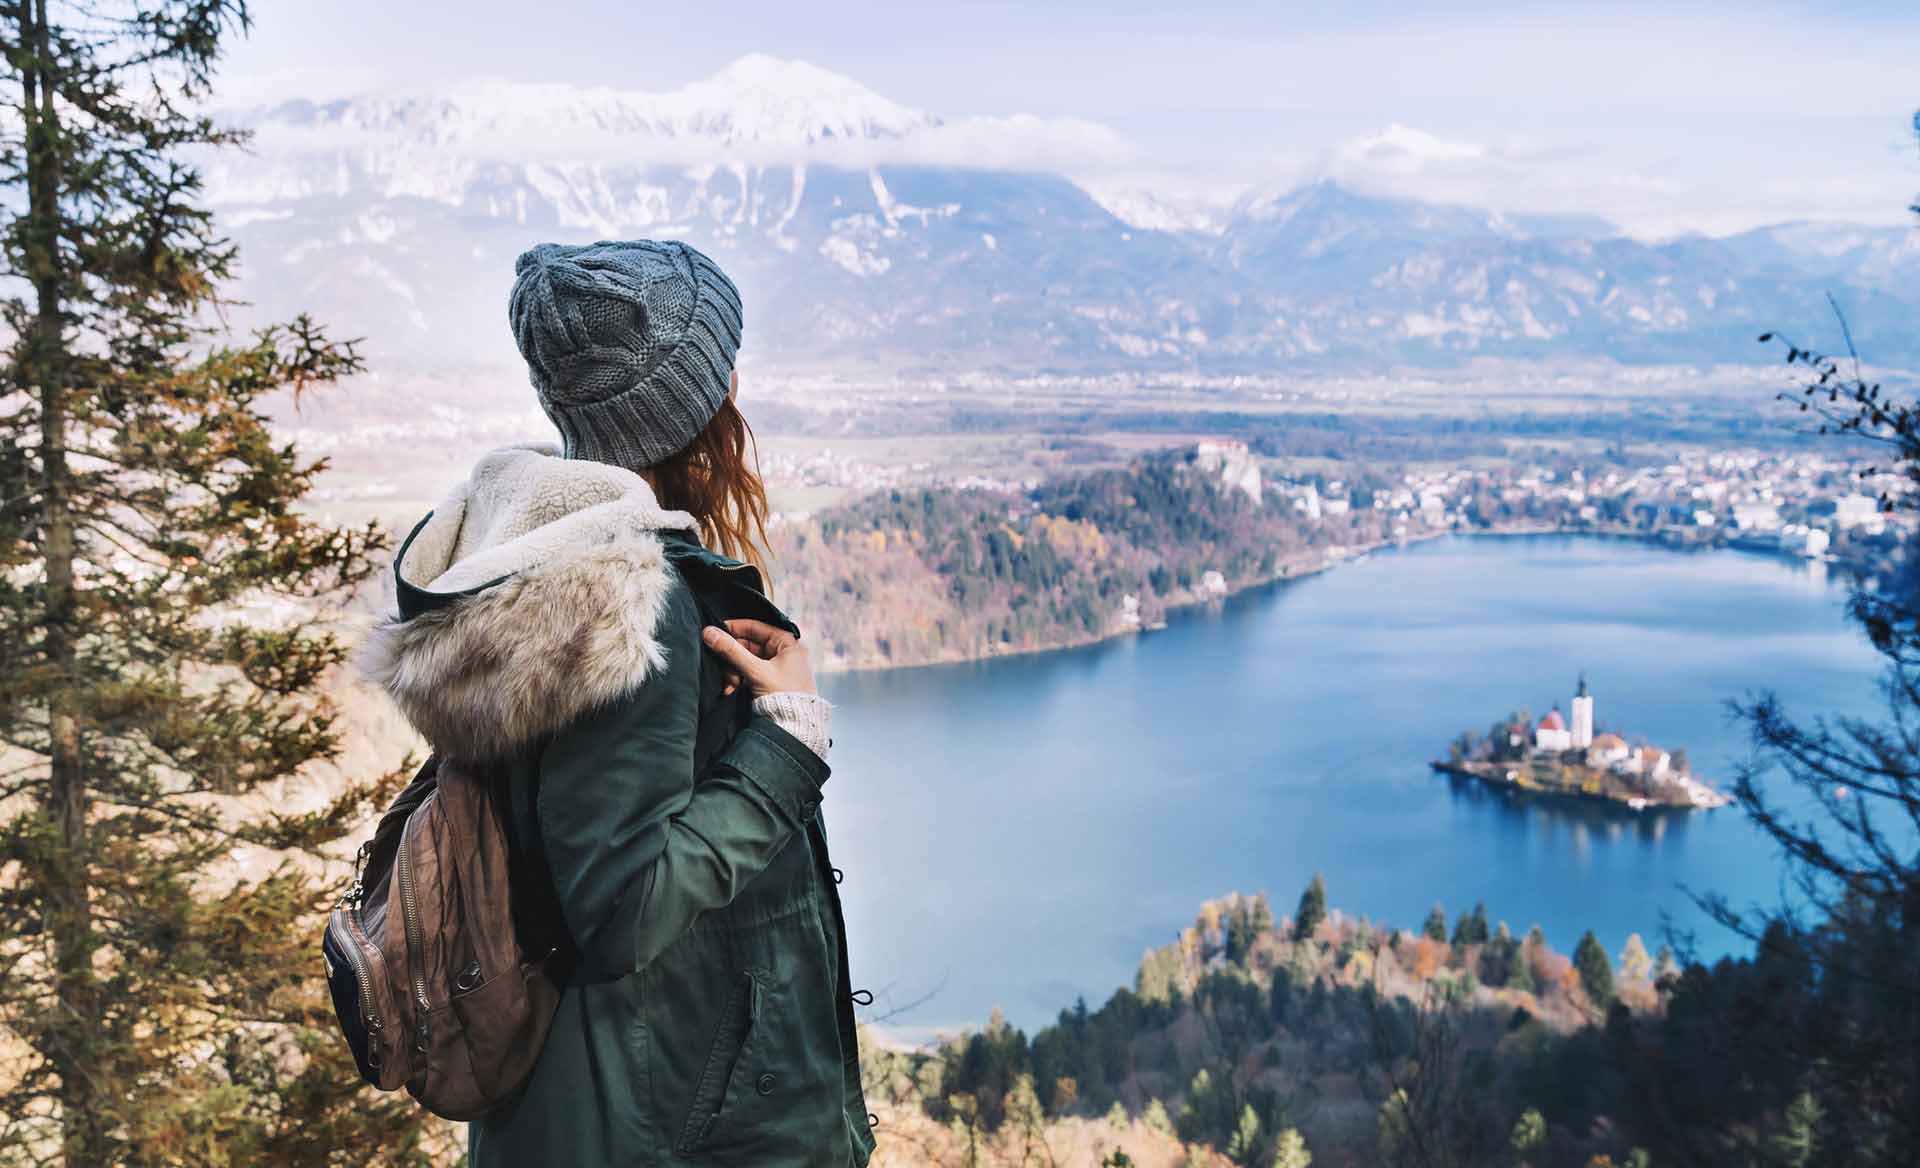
860,880,1837,1168
770,448,1384,670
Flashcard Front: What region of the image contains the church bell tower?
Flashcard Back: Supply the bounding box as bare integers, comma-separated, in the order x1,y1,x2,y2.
1571,674,1594,750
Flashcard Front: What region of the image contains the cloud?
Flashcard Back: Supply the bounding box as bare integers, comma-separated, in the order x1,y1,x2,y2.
1266,121,1916,240
229,60,1136,178
877,114,1133,173
1332,124,1488,173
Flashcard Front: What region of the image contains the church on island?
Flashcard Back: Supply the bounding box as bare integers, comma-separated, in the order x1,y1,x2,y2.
1531,677,1594,753
1524,676,1708,789
1440,676,1728,809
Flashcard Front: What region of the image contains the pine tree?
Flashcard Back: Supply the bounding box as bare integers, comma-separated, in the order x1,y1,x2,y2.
1653,943,1679,985
1423,903,1449,942
1767,1090,1820,1168
1143,1098,1175,1136
1451,902,1490,946
1509,1108,1547,1163
1250,892,1275,935
1508,937,1537,995
1573,930,1615,1006
0,4,420,1162
1272,1127,1312,1168
1619,933,1653,987
1225,1103,1261,1165
1292,872,1327,941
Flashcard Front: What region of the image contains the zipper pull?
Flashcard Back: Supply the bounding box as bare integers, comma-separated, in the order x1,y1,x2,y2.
339,840,374,907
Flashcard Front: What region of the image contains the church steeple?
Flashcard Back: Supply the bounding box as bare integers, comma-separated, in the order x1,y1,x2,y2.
1571,672,1595,749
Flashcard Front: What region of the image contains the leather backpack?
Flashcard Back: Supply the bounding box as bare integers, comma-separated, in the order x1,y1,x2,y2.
321,757,572,1120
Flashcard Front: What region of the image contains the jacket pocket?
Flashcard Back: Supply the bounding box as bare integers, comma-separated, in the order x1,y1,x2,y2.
675,968,764,1154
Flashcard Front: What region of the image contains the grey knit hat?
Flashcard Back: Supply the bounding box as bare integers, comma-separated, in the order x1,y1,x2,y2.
508,239,743,469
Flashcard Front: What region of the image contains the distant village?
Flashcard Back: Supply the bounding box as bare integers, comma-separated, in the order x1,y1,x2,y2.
1435,677,1730,810
753,437,1904,585
1274,447,1904,567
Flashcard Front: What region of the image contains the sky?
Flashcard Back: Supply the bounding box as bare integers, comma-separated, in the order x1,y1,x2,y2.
217,0,1920,237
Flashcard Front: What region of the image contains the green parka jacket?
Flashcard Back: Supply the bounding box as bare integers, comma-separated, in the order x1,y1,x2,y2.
359,445,875,1166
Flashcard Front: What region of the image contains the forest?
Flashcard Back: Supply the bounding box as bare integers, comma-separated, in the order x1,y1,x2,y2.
768,449,1360,669
860,865,1897,1168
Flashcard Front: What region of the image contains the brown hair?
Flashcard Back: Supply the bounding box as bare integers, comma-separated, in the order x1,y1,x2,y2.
643,396,772,578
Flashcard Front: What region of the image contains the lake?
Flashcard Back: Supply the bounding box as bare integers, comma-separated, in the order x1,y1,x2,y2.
816,534,1886,1037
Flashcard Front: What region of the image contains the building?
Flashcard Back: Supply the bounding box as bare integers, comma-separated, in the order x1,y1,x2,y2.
1588,732,1631,767
1732,501,1782,531
1570,676,1594,750
1195,440,1262,505
1835,493,1881,529
1535,707,1573,752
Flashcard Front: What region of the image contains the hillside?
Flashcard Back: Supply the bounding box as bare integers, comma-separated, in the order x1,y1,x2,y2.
768,445,1357,670
861,883,1671,1168
204,57,1920,377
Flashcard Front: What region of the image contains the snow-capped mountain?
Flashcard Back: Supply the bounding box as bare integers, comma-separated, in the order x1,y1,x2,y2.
207,57,1920,377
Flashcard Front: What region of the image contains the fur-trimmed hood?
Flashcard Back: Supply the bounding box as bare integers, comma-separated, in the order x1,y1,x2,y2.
358,443,698,761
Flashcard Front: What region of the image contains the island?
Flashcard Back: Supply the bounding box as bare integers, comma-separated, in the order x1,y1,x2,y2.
1432,676,1729,810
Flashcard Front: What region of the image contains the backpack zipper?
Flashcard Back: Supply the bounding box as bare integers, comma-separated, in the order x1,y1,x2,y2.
396,791,435,1052
331,840,385,1039
327,905,383,1037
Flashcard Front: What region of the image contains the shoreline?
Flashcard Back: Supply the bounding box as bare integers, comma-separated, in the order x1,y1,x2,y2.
1428,759,1727,813
813,522,1829,677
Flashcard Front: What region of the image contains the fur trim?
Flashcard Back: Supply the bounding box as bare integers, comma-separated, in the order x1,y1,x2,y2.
357,445,696,760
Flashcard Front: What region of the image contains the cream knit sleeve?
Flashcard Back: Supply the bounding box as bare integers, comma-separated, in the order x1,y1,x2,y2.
750,691,834,763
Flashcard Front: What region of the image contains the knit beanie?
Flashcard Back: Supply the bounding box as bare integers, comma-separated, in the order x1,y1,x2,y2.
508,239,744,470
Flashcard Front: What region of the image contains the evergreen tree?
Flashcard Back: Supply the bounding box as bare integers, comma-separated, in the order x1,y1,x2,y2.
1618,933,1652,987
1509,1108,1547,1163
1451,901,1490,946
1143,1098,1175,1136
1226,900,1257,963
0,4,418,1162
1508,938,1537,995
1423,903,1449,941
1573,930,1614,1005
1272,1127,1312,1168
1653,943,1679,984
1767,1090,1820,1168
1225,1103,1261,1165
1292,872,1327,941
1250,892,1275,935
1479,922,1518,988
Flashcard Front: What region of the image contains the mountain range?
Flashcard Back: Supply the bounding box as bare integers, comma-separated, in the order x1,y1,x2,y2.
207,54,1920,378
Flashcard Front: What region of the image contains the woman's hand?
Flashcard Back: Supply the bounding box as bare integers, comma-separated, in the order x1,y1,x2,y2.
701,619,817,698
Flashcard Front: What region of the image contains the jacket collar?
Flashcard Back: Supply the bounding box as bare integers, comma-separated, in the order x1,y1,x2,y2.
656,530,800,638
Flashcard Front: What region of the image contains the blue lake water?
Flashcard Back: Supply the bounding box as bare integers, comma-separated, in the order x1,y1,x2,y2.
816,535,1886,1036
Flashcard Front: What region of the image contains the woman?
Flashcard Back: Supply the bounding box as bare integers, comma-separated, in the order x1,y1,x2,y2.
360,240,874,1166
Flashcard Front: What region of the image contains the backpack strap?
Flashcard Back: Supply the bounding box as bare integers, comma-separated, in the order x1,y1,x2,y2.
492,764,579,986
